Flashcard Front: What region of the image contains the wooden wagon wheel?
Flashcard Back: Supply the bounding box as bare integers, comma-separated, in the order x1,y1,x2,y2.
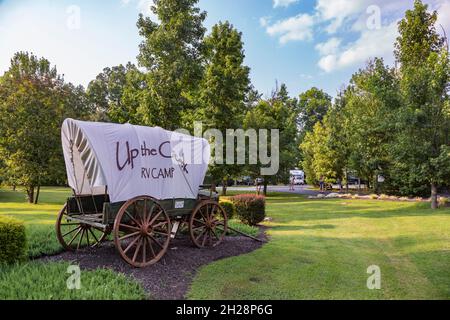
189,200,228,248
56,204,109,251
113,196,171,268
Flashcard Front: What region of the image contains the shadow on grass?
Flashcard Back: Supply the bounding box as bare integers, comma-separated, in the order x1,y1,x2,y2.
268,199,450,222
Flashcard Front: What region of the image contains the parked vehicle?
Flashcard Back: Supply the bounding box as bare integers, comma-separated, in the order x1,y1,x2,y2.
255,178,264,185
237,176,253,186
56,119,228,268
290,170,305,185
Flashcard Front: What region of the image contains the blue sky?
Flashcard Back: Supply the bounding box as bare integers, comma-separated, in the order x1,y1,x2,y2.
0,0,449,98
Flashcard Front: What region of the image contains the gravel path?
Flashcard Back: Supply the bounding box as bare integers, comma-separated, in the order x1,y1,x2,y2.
43,230,267,300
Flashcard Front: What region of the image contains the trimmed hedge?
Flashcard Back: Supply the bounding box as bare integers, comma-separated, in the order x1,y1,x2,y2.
231,194,266,226
0,216,27,265
219,199,236,219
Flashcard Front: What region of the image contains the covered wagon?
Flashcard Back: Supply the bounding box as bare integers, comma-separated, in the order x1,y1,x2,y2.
56,119,228,267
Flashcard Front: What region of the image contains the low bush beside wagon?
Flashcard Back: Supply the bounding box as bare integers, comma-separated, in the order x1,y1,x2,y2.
231,194,266,226
0,216,27,265
219,199,236,219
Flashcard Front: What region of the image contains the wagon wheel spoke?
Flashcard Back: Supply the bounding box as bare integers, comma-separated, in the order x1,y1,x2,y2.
190,201,228,248
191,224,205,231
142,237,147,263
119,231,140,241
67,227,83,246
148,211,163,226
61,226,81,238
119,223,140,232
147,233,165,249
193,218,207,226
211,228,220,241
88,227,100,244
77,228,85,250
125,210,141,227
85,228,90,247
132,237,143,263
147,236,156,258
201,230,209,247
123,235,141,255
114,196,170,267
152,221,168,229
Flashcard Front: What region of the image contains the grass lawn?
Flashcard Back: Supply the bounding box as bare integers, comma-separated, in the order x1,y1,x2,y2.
188,193,450,300
1,187,449,300
0,261,146,300
0,187,72,258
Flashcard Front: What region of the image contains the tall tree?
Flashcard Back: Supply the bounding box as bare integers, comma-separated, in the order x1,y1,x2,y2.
199,21,250,194
136,0,206,130
342,58,402,192
393,0,450,208
0,52,68,203
87,63,145,123
244,89,299,195
297,87,332,135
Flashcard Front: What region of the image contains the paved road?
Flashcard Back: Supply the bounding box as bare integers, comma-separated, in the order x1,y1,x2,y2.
218,185,327,196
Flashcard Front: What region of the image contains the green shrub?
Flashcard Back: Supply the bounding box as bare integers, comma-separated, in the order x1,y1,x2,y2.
219,199,236,219
231,194,266,226
0,216,27,265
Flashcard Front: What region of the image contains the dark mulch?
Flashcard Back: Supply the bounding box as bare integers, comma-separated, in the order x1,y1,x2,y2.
42,229,267,300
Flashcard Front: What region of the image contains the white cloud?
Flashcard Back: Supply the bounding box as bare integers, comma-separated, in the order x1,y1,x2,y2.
435,0,450,35
315,37,341,56
259,16,270,27
317,21,398,72
265,14,315,44
273,0,299,8
315,0,367,34
121,0,158,21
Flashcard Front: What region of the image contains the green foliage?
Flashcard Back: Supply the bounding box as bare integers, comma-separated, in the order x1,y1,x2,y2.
0,216,27,265
219,198,236,219
197,21,250,187
87,63,145,123
0,261,146,300
227,220,259,237
244,89,300,186
231,194,266,226
391,0,450,205
299,1,449,203
297,87,332,134
0,52,87,202
136,0,206,130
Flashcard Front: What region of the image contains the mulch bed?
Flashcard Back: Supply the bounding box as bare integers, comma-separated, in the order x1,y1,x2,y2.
42,229,267,300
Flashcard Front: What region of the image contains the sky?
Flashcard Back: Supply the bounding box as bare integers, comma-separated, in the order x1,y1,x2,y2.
0,0,449,98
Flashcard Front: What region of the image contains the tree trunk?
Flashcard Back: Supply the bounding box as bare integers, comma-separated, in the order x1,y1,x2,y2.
34,184,41,204
263,181,268,196
222,179,227,196
26,186,34,204
431,183,438,209
12,185,16,191
345,170,349,192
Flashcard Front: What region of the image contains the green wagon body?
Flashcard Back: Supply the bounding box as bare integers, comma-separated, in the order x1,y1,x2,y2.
64,189,218,227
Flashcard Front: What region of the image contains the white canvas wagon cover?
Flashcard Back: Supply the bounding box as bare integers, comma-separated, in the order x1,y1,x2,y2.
61,119,211,203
